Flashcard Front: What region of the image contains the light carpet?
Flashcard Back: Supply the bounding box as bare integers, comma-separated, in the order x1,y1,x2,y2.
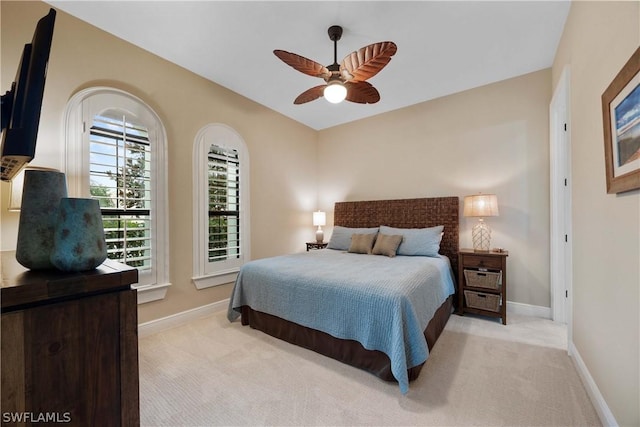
139,311,600,426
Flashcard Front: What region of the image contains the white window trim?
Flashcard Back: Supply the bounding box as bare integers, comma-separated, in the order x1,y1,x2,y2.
192,123,250,289
64,87,171,303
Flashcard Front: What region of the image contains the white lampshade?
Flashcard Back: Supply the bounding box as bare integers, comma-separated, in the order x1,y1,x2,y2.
8,166,60,211
324,81,347,104
463,194,499,218
313,211,326,226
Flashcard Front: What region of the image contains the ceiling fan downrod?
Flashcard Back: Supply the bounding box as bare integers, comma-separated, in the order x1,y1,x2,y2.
327,25,342,70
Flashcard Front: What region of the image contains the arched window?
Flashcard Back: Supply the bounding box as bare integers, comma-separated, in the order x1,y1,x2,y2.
192,124,250,289
65,87,170,303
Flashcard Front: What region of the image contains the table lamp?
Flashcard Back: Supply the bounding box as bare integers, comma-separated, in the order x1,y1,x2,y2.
313,211,326,243
463,194,499,252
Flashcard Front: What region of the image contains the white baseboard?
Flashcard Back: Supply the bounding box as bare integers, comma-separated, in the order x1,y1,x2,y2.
138,298,229,338
569,341,618,426
506,300,552,319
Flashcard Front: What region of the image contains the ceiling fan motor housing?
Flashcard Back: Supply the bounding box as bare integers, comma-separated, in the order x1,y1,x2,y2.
328,25,343,42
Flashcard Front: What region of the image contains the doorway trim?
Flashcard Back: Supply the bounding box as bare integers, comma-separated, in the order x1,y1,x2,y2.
549,67,572,339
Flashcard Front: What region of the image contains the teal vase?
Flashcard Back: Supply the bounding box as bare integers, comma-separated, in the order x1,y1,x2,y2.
15,169,68,270
50,198,108,272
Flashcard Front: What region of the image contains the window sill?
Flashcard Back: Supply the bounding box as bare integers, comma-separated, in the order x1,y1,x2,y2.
133,282,171,304
192,270,238,289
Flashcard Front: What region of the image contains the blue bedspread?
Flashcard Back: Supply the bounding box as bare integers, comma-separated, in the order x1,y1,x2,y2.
227,249,456,393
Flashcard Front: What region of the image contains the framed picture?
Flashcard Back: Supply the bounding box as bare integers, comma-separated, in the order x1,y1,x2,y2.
602,47,640,194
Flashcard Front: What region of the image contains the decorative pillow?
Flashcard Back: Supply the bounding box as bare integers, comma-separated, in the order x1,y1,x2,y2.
372,234,404,257
327,226,379,251
379,225,444,257
348,233,377,254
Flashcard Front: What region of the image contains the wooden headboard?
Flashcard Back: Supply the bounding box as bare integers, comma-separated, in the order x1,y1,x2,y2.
334,197,459,278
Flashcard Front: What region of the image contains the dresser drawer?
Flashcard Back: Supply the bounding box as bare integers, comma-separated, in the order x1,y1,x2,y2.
462,255,503,270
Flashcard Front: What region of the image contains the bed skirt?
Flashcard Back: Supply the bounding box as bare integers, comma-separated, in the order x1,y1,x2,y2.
239,294,453,383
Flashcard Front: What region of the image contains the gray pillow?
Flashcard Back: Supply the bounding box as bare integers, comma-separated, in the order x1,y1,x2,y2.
379,225,444,257
348,233,377,254
372,234,404,257
327,226,379,251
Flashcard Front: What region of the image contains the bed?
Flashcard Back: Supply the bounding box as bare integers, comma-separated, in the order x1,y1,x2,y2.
227,197,459,393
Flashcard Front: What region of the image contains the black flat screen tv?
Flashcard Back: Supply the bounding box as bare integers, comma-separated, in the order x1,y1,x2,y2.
0,8,56,181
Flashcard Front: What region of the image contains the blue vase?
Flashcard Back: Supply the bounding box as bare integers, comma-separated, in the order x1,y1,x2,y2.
50,198,108,272
15,169,68,270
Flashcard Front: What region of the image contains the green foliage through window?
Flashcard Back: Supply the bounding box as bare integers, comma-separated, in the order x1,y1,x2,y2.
208,145,240,262
89,114,152,270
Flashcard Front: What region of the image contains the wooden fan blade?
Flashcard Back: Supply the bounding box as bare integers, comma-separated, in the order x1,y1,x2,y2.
345,81,380,104
294,85,326,104
274,50,330,79
340,41,397,82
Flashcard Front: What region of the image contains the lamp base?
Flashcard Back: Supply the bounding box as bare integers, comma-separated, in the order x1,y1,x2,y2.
472,219,491,252
315,228,324,244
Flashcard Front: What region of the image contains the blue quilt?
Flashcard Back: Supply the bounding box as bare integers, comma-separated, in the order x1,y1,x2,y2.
227,249,456,393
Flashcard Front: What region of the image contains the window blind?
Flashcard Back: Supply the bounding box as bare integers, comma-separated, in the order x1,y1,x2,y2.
89,114,152,270
208,145,240,262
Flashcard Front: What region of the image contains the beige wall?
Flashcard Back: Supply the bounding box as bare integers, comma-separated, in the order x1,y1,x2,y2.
552,2,639,425
318,69,552,308
0,2,319,323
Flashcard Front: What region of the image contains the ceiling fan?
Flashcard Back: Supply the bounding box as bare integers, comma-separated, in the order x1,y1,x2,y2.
274,25,397,105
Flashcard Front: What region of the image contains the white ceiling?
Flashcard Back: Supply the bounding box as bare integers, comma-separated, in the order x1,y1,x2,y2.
48,1,570,130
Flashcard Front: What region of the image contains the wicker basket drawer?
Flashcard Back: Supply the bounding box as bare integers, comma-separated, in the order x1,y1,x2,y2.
464,290,501,312
464,269,501,290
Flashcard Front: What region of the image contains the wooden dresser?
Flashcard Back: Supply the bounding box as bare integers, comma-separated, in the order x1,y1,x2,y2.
1,251,140,426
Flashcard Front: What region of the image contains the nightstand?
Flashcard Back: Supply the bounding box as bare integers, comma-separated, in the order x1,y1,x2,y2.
457,249,508,325
306,242,328,251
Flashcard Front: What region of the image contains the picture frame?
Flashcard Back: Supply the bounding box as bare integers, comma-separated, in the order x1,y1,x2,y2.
602,46,640,194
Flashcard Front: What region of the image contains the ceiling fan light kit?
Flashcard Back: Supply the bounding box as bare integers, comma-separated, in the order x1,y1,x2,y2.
324,80,347,103
274,25,397,105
